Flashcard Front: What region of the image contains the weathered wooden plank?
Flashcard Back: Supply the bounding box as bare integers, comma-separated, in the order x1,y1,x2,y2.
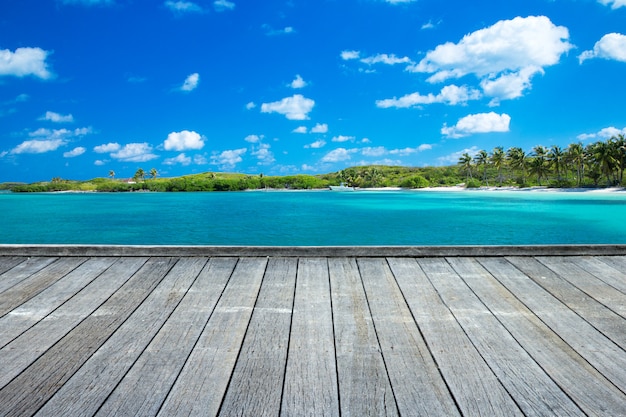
36,257,208,417
0,257,177,417
92,258,237,417
0,257,87,317
357,258,460,417
157,257,267,417
389,257,524,416
0,257,118,348
478,257,626,415
329,257,398,417
444,257,587,416
538,256,626,318
281,257,340,417
596,255,626,277
575,256,626,294
0,258,26,276
534,256,626,349
0,257,58,295
505,256,626,393
0,257,147,388
218,257,297,417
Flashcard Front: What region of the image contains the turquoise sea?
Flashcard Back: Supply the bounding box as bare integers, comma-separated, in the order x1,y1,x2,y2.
1,190,626,246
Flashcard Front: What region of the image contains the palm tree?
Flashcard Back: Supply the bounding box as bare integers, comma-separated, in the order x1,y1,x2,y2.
590,141,617,186
109,170,115,179
458,153,473,182
365,167,383,187
530,146,548,186
609,134,626,185
474,150,489,185
150,168,158,180
507,147,527,185
490,147,505,186
566,143,585,186
134,168,145,183
548,145,565,183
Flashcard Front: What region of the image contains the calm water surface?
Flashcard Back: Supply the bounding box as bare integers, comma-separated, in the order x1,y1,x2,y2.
1,190,626,245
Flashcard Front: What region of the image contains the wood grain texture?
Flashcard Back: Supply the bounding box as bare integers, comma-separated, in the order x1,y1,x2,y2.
390,257,524,417
0,257,57,294
156,257,268,417
0,258,26,276
572,255,626,294
281,257,340,417
329,257,398,417
218,257,297,417
358,257,460,417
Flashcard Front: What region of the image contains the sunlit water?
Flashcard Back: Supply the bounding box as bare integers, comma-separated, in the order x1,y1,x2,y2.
1,190,626,245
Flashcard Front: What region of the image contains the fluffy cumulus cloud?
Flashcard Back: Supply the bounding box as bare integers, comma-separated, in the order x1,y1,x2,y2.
598,0,626,9
252,143,275,165
360,53,413,66
305,139,326,149
410,16,572,103
111,143,158,162
261,94,315,120
340,50,360,60
438,147,481,165
332,135,355,143
214,0,235,11
311,123,328,133
0,47,54,79
164,1,203,14
577,126,626,141
180,73,199,92
290,74,307,89
28,127,92,141
579,33,626,63
321,148,357,163
244,134,263,143
292,126,308,134
164,153,192,165
163,130,205,151
442,112,511,138
10,139,66,154
211,148,246,168
94,142,121,153
376,85,481,108
63,147,86,158
39,111,74,123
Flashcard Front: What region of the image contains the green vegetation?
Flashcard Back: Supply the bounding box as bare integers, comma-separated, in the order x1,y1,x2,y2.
4,135,625,192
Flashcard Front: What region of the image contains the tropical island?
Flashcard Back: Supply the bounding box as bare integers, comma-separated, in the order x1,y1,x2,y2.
2,136,625,192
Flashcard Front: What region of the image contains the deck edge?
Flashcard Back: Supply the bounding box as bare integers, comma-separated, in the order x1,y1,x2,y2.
1,244,625,257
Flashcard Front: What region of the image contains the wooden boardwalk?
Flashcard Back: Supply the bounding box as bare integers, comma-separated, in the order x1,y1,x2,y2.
0,247,625,416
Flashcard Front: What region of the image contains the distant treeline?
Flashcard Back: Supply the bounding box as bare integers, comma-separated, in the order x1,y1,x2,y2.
5,135,626,192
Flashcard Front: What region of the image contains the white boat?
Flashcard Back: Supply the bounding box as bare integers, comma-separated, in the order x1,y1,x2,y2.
329,183,355,191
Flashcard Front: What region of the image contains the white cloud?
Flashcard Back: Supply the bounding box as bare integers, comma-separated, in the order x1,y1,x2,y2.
261,94,315,120
389,144,432,155
332,135,355,143
579,33,626,63
311,123,328,133
111,143,158,162
165,1,203,14
577,126,626,141
263,25,295,36
29,127,92,140
94,142,121,153
321,148,356,163
341,50,360,60
0,47,54,80
410,16,572,102
305,140,326,149
211,148,246,168
376,85,481,108
361,146,386,157
63,147,86,158
10,139,66,154
164,153,192,165
598,0,626,9
360,53,413,66
94,160,106,166
214,0,235,11
39,111,74,123
244,134,263,143
180,73,199,92
252,143,275,165
442,112,511,138
290,74,307,89
438,147,480,165
292,126,308,134
246,101,256,110
163,130,205,151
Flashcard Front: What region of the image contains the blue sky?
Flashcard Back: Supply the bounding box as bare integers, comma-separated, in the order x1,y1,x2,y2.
1,0,625,182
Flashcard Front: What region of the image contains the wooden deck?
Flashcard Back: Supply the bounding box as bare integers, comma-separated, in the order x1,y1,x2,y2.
0,246,625,416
